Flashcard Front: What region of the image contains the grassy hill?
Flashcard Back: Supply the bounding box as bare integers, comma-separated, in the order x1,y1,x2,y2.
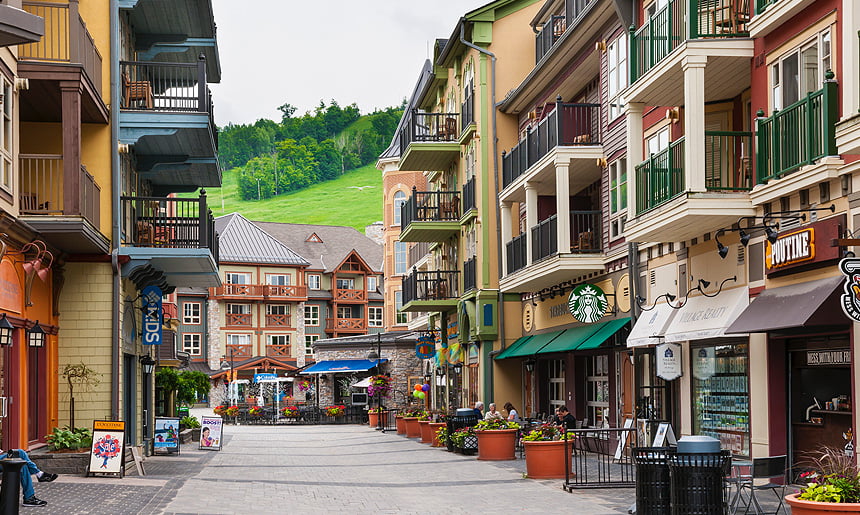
203,163,382,230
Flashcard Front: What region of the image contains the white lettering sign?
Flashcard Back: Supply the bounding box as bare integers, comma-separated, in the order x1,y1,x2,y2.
767,228,815,269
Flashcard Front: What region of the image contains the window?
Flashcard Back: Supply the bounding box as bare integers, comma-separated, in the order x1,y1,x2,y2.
267,334,289,346
266,304,289,315
307,274,321,290
304,335,319,356
337,306,353,319
394,241,407,275
771,29,831,110
367,276,378,292
182,302,201,324
226,333,251,346
369,307,383,327
393,191,406,226
607,34,628,120
226,272,251,285
394,291,407,324
585,355,610,428
609,158,628,240
304,305,320,326
645,0,668,18
182,334,201,355
336,278,355,290
227,304,250,315
267,274,290,286
691,343,750,456
0,78,11,191
548,360,565,412
647,128,670,156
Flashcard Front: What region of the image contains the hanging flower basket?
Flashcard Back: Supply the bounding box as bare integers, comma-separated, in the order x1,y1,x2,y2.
248,406,263,417
325,405,346,417
367,375,392,398
224,406,239,417
281,406,299,418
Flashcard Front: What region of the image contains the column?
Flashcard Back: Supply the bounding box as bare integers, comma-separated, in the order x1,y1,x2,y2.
683,55,708,192
625,102,645,219
500,201,512,275
555,160,571,253
842,0,860,116
60,81,82,216
524,182,538,266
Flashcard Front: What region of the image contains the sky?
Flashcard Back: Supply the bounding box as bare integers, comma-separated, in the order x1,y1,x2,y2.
209,0,490,127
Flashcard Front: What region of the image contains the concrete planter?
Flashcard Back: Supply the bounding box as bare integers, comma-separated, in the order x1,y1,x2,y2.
403,417,420,438
29,450,90,475
476,429,517,461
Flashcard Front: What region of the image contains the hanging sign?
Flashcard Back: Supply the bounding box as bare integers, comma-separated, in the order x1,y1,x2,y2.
568,284,609,323
154,417,181,454
416,334,435,359
200,416,223,451
840,258,860,322
88,420,126,477
142,285,163,345
767,216,843,275
254,373,278,383
693,347,716,380
656,342,682,381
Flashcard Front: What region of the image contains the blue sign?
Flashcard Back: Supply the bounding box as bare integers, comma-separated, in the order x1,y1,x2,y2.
254,373,278,383
142,285,162,345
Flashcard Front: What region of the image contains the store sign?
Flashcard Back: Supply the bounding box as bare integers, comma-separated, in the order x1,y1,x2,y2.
807,349,851,366
840,258,860,322
766,216,844,275
568,284,608,323
141,285,162,345
656,343,682,381
415,334,435,359
254,373,277,383
693,347,716,380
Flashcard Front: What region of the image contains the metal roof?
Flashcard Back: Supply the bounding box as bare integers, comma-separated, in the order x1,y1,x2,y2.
378,60,434,160
215,213,310,266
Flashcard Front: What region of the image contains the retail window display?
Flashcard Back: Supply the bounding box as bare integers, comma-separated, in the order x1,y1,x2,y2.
692,342,750,456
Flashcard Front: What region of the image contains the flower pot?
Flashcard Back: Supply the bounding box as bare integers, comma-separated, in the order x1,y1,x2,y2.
523,440,573,479
786,493,860,514
429,422,447,447
403,417,421,438
418,421,433,443
395,416,406,435
476,429,518,461
368,412,380,428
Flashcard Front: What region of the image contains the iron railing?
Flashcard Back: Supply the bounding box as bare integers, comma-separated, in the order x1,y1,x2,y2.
401,188,460,227
756,82,837,183
535,15,566,63
398,110,460,150
502,101,600,188
531,215,558,262
402,268,460,304
570,210,602,252
564,427,637,490
506,233,528,274
19,155,100,227
20,0,102,95
462,176,476,212
463,256,477,292
120,59,211,112
120,192,218,260
635,138,686,214
226,404,370,426
461,84,474,128
630,0,750,83
407,241,431,269
565,0,598,23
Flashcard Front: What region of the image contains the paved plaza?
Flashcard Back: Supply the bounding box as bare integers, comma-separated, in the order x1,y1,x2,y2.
23,413,792,514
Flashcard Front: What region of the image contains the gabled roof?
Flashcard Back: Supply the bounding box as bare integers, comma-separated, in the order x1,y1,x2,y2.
254,222,383,274
215,213,310,266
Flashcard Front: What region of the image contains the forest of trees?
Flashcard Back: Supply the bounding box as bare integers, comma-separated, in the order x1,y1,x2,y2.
218,100,403,201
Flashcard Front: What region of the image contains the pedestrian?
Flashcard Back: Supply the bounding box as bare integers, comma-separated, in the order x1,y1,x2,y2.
484,403,504,421
552,405,577,430
3,448,57,507
504,402,521,423
473,401,484,420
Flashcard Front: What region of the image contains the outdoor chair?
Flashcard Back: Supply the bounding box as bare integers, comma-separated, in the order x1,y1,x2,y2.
734,455,787,514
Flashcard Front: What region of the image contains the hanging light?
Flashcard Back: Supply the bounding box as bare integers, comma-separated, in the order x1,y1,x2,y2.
139,355,156,374
765,225,779,244
524,357,536,373
0,314,13,346
27,320,45,347
739,229,751,247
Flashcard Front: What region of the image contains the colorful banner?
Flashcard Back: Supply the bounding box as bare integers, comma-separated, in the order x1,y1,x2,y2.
200,416,223,451
154,417,180,452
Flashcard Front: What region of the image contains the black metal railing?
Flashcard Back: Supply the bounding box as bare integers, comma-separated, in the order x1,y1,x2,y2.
399,110,460,150
531,215,558,262
570,210,601,253
462,176,476,212
566,0,598,24
401,187,460,227
120,58,211,114
402,268,460,304
535,15,566,62
502,101,601,188
407,241,431,269
226,403,371,426
463,256,477,292
461,84,474,128
121,191,218,260
564,427,637,490
506,233,528,275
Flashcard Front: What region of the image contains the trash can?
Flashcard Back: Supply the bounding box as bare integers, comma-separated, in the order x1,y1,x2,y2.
632,447,672,515
668,436,730,515
177,406,189,419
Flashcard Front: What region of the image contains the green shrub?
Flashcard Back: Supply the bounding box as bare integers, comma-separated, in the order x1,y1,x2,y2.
180,415,201,429
46,426,92,451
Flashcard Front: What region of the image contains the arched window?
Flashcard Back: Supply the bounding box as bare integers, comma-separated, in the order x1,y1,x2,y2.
393,191,406,225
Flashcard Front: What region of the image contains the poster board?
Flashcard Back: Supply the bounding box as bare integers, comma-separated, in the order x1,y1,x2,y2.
154,417,181,455
614,418,634,460
200,416,223,451
88,420,125,477
652,422,677,447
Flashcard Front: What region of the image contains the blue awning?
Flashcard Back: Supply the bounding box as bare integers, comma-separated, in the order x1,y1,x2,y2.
300,359,388,374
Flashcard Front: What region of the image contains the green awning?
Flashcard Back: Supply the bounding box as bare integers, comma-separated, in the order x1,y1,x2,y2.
496,330,564,359
495,335,532,360
574,317,631,350
538,325,604,354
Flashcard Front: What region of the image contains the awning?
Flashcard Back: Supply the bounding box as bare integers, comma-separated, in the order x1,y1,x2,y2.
726,275,844,334
538,325,603,354
664,287,749,342
627,302,677,347
299,359,388,374
494,330,564,359
575,317,631,350
495,335,533,360
351,377,372,388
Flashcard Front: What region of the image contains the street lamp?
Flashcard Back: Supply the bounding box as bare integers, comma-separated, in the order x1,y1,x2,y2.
139,355,156,374
366,333,383,432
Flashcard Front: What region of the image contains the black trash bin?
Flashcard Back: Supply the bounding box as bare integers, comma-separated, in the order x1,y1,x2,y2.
632,447,672,515
447,408,478,454
667,450,731,515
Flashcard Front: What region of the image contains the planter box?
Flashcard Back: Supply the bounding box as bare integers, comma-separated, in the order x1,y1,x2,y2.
523,440,572,479
786,493,860,514
368,412,380,428
476,429,517,461
395,416,406,435
418,421,433,443
403,417,421,438
429,422,446,447
29,450,90,475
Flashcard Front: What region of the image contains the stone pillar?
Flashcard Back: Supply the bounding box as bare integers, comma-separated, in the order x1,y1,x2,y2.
683,55,708,192
626,102,645,220
207,298,221,371
525,182,538,265
555,160,571,252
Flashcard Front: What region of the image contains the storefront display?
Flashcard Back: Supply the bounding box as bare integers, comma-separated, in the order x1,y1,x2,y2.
692,342,750,456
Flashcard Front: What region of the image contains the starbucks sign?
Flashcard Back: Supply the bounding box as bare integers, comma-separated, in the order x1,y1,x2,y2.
568,284,608,323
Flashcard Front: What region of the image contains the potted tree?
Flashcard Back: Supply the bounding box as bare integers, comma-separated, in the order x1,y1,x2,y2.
522,424,575,479
474,419,520,461
787,447,860,514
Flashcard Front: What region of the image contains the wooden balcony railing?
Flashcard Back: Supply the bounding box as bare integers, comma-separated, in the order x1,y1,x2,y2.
121,192,218,260
226,344,252,359
402,268,460,304
226,313,251,326
163,302,178,321
326,318,367,331
266,344,291,357
265,314,291,327
502,101,601,188
211,284,307,299
463,256,477,292
401,188,460,227
334,289,366,302
20,0,102,95
264,285,307,298
19,155,100,227
398,110,460,150
506,233,528,275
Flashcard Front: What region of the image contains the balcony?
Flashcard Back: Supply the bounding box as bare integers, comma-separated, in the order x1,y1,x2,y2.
625,0,753,107
18,155,108,254
0,2,43,48
501,102,602,193
118,192,220,289
461,85,475,135
749,0,818,38
625,132,754,242
506,233,528,275
119,59,220,192
401,269,460,313
462,176,476,214
398,111,460,172
226,344,252,360
326,318,367,332
333,289,366,302
463,256,477,293
226,313,251,327
407,241,431,269
535,15,565,63
265,314,291,328
399,189,461,242
266,344,291,358
210,284,307,301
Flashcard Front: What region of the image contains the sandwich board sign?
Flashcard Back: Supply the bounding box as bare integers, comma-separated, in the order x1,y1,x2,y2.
88,420,125,477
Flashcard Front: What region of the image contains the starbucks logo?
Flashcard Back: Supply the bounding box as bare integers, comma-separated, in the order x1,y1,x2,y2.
568,284,608,324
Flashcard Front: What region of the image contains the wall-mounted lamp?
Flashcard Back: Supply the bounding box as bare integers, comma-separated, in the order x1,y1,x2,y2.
698,276,738,298
139,354,156,374
452,363,463,375
0,314,13,346
435,367,446,378
524,357,536,373
715,229,730,259
27,320,45,348
636,293,676,311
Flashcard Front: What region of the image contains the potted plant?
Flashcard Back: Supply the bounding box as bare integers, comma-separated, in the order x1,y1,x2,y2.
787,447,860,513
213,405,226,416
325,405,346,417
395,413,406,434
418,411,434,443
281,406,299,418
450,426,477,455
367,375,392,398
225,405,239,417
522,424,575,479
474,419,520,461
248,406,263,418
367,407,384,428
434,426,450,449
429,416,447,447
180,415,202,441
403,409,425,438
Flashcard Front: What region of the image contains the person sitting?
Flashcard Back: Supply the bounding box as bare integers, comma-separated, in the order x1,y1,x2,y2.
473,401,484,420
484,403,504,421
552,405,577,431
2,448,57,507
504,402,521,423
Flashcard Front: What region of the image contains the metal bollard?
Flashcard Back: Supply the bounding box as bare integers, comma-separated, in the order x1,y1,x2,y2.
0,457,26,515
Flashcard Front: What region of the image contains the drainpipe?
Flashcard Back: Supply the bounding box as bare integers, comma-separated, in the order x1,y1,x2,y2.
628,241,640,423
459,22,499,401
110,0,121,420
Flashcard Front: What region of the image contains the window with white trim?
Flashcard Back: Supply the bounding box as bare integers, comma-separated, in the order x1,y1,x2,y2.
336,278,355,290
336,306,353,319
366,276,378,292
226,333,251,346
647,128,670,157
0,78,11,192
182,333,202,355
266,304,289,315
307,274,321,290
182,302,201,324
267,274,290,285
609,158,628,240
226,304,250,315
304,305,320,326
585,355,609,428
548,359,566,412
226,272,251,285
393,191,406,226
771,29,831,111
267,334,289,346
394,290,407,324
394,241,407,274
368,307,383,327
607,34,628,120
304,335,319,356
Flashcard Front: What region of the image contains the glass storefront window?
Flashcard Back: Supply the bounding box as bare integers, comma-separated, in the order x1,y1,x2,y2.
692,342,750,456
586,355,609,428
